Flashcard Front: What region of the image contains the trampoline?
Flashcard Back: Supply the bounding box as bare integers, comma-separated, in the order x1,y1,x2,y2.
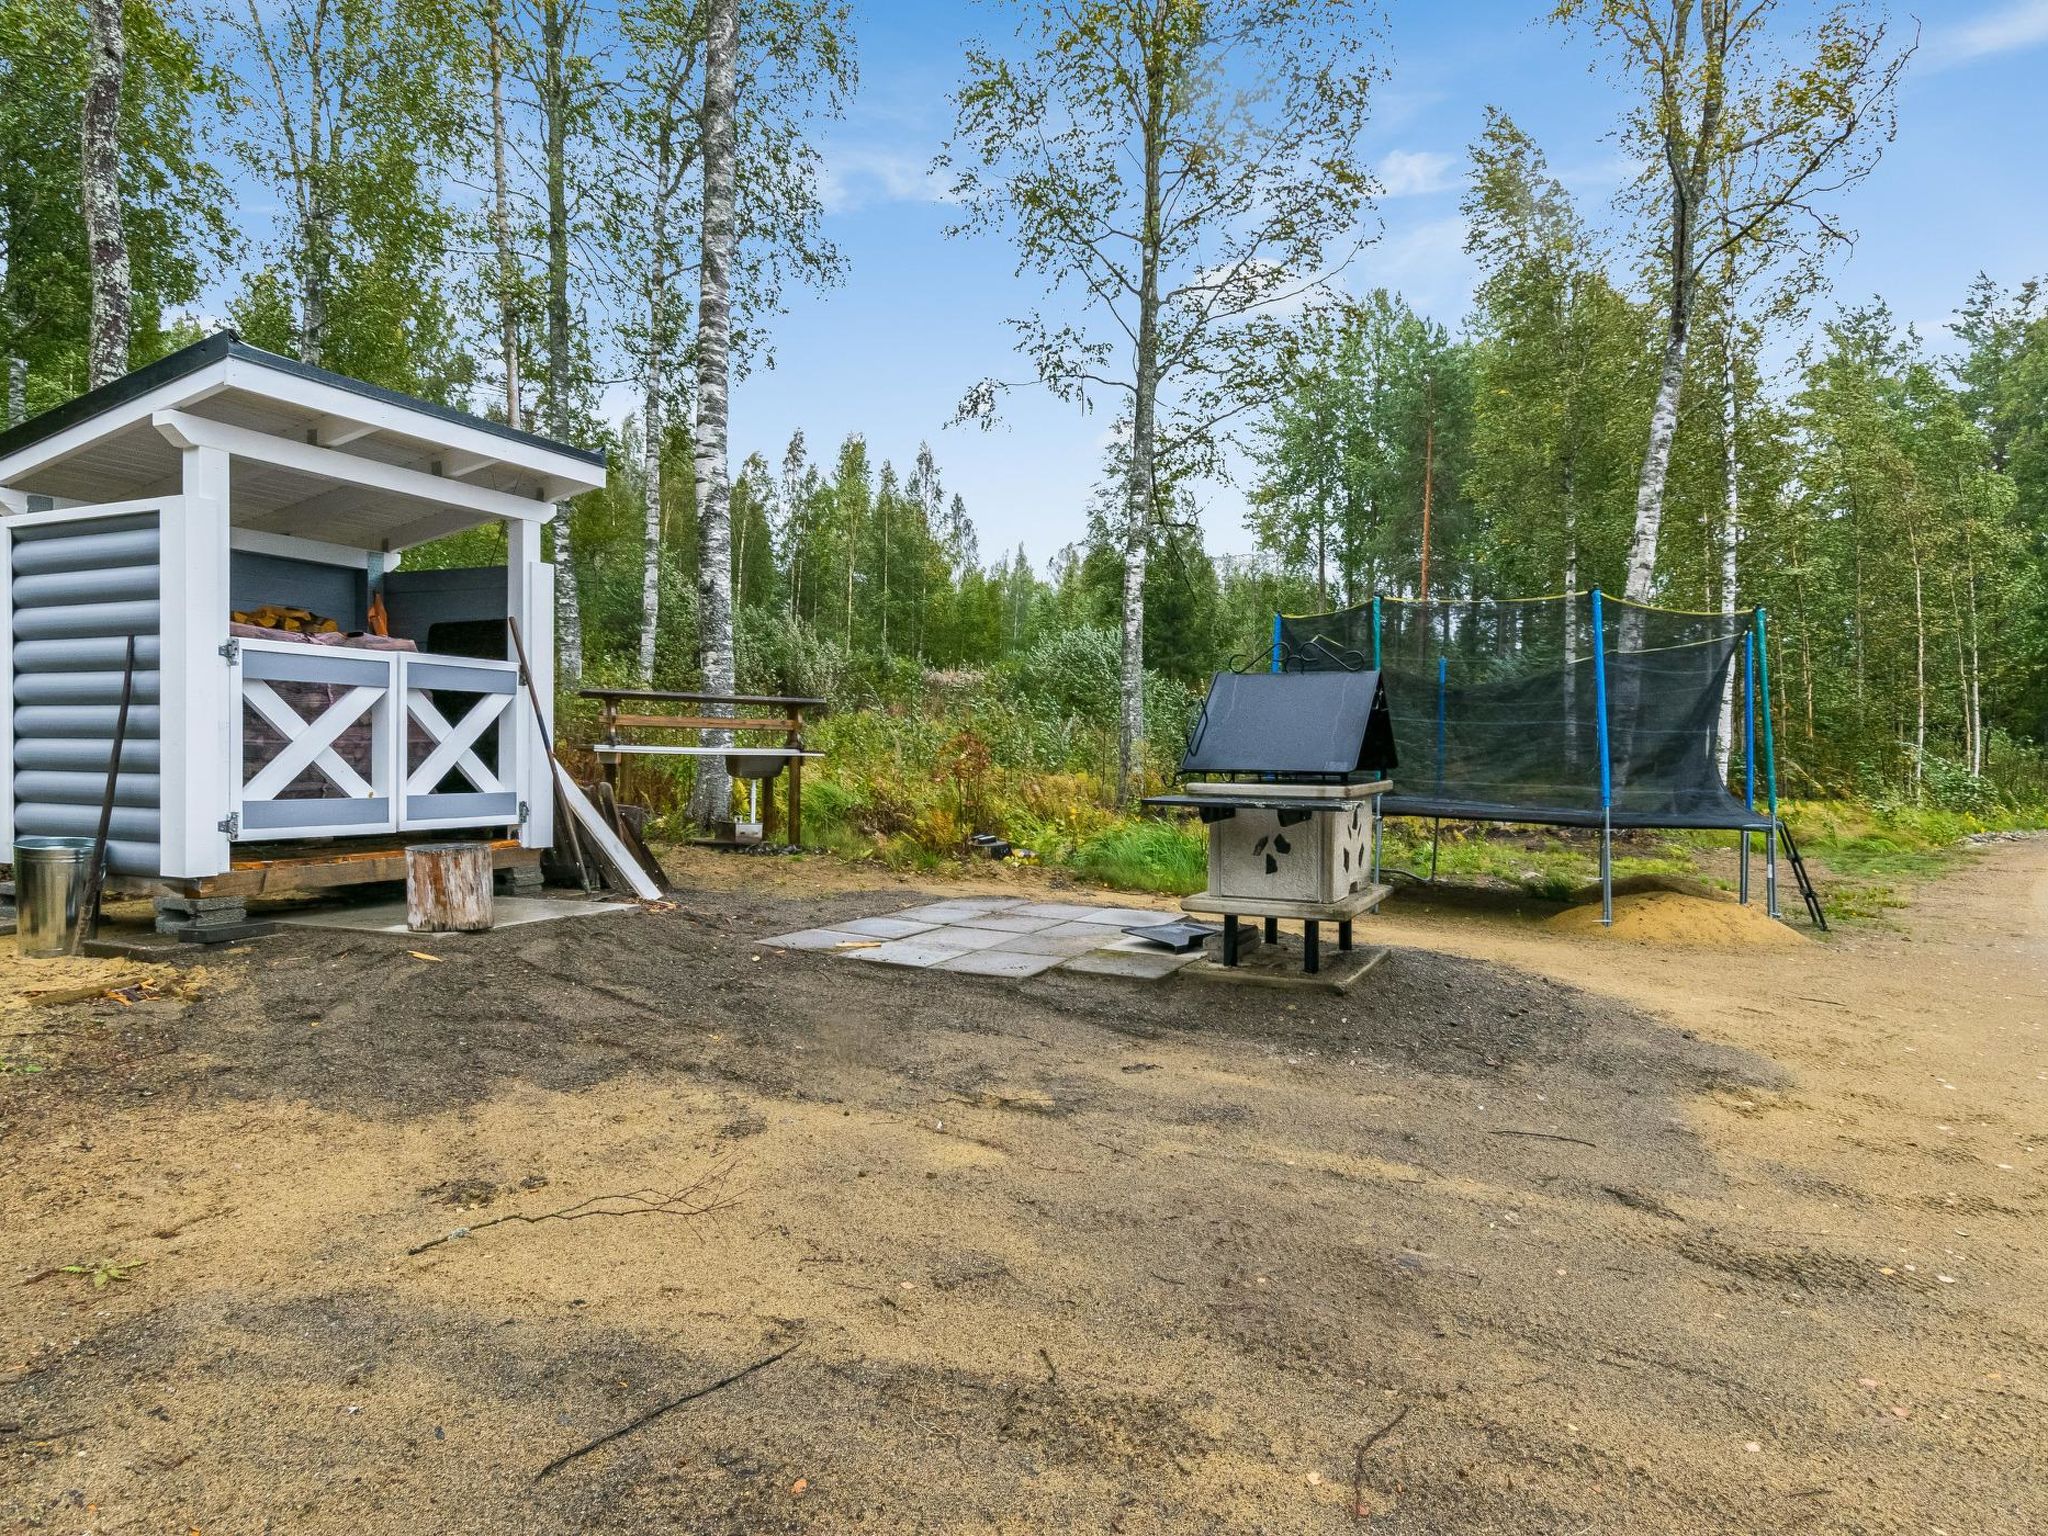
1270,592,1823,927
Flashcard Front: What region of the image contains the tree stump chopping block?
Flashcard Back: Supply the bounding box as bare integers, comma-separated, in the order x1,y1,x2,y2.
406,842,495,933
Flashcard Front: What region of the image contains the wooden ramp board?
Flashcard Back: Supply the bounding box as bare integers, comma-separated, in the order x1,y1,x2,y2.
553,763,662,902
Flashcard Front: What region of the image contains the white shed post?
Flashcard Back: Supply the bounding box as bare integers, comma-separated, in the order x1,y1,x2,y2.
158,440,234,878
507,515,554,850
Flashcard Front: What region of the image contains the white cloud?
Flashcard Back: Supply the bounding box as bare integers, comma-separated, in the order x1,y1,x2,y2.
1359,215,1476,323
819,144,951,214
1376,148,1457,198
1925,0,2048,69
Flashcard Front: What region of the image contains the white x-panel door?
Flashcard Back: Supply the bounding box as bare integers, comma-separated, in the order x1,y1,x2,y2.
232,640,399,840
398,655,522,831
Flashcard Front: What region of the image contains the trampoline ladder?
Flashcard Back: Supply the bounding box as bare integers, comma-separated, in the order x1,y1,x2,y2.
1777,822,1828,931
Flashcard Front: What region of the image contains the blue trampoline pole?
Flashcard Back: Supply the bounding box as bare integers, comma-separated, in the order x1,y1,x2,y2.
1757,607,1781,918
1270,612,1282,673
1591,589,1614,927
1740,624,1756,905
1435,654,1447,796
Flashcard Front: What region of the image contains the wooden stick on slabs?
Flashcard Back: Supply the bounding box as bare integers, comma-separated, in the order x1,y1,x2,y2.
71,632,137,954
505,616,592,892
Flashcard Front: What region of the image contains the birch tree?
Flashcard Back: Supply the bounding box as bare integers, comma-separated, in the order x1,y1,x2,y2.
684,0,853,825
1552,0,1909,606
946,0,1382,802
81,0,129,386
222,0,468,392
482,0,523,427
686,0,739,826
1,0,223,408
615,0,703,684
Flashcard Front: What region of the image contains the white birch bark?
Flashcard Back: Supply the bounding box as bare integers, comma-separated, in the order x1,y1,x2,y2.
1116,32,1166,807
487,0,521,429
540,0,581,683
1625,318,1688,606
687,0,739,828
82,0,130,388
1715,335,1741,779
636,113,676,687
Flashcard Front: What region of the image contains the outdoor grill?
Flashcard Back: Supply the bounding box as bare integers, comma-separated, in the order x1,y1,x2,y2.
1146,669,1397,975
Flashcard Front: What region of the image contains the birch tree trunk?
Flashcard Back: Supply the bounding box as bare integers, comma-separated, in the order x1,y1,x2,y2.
1624,309,1688,605
687,0,738,828
541,0,582,683
637,116,674,687
487,0,521,428
1714,333,1741,778
81,0,130,388
638,359,664,685
1116,31,1166,808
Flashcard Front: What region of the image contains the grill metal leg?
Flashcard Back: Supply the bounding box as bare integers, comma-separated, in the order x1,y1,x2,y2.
1338,919,1352,952
1222,914,1240,968
1263,916,1278,945
1303,920,1320,975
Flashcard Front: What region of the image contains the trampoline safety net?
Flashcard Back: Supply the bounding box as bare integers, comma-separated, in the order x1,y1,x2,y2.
1274,594,1772,831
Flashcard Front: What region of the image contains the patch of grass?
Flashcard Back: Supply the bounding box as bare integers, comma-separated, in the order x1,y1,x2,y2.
1071,819,1207,895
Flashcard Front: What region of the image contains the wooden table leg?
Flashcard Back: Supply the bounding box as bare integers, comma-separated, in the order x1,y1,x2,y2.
1303,920,1320,975
787,753,802,848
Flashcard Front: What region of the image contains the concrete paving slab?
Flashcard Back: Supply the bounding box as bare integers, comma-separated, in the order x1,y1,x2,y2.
949,912,1060,933
839,915,940,939
844,939,959,969
1058,948,1201,980
891,901,1024,923
1064,906,1179,927
1010,902,1116,921
993,928,1116,957
758,928,880,951
934,947,1066,978
275,897,637,935
1040,919,1132,940
909,924,1016,952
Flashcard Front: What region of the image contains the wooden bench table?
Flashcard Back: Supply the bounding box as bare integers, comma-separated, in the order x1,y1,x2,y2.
579,689,827,845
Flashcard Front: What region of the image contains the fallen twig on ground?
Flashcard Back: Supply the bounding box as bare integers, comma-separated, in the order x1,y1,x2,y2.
1352,1404,1411,1520
531,1343,801,1482
407,1165,738,1256
1487,1129,1598,1149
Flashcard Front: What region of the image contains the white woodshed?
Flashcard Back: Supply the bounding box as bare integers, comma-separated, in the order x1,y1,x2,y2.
0,331,606,906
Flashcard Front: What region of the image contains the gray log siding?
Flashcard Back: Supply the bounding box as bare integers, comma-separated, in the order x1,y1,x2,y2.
9,512,162,874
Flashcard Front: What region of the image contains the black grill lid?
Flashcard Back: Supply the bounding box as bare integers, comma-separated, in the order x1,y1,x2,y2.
1180,670,1397,778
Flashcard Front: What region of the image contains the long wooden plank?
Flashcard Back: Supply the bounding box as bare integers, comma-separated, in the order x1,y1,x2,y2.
553,765,661,901
607,714,798,733
579,688,827,708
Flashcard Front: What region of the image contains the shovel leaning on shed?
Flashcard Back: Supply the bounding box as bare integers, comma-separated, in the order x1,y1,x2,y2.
69,633,137,954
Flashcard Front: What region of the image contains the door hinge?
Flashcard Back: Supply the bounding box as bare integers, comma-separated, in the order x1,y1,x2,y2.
218,638,240,663
217,811,240,836
518,799,530,825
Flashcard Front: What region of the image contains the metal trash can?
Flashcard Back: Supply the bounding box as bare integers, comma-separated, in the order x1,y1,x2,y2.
13,836,96,958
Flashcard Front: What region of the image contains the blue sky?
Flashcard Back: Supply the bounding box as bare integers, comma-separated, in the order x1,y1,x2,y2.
715,0,2048,565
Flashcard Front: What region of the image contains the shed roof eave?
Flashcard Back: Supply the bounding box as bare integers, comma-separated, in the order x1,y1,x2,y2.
0,330,607,495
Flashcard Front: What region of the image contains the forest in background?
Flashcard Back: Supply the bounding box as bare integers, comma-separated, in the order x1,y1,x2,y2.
3,0,2045,885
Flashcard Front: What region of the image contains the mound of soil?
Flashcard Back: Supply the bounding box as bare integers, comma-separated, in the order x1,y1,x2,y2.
1548,888,1807,947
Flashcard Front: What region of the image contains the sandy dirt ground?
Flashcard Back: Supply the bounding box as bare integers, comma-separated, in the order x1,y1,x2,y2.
1,839,2043,1534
